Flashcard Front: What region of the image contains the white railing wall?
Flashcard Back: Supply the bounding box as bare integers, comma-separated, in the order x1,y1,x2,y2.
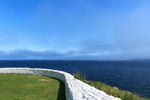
0,68,121,100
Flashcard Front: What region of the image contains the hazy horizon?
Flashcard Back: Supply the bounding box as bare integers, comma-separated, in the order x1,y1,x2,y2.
0,0,150,60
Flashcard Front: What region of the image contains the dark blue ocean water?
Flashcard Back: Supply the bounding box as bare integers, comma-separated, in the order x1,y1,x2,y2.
0,60,150,98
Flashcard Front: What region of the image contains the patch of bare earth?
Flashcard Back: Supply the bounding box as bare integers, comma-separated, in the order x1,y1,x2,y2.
38,79,50,82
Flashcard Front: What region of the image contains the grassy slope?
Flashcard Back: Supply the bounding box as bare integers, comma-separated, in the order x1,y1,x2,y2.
0,73,66,100
73,70,150,100
86,81,149,100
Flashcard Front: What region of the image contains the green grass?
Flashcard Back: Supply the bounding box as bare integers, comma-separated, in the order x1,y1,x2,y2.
73,70,150,100
0,73,66,100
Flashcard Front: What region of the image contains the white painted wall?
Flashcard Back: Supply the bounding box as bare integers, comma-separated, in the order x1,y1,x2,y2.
0,68,121,100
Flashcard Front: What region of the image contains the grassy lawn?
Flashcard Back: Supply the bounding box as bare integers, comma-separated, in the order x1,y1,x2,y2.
0,73,66,100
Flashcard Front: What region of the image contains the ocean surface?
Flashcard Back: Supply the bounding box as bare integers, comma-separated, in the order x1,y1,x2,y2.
0,60,150,98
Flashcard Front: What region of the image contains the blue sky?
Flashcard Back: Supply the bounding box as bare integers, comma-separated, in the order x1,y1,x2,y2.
0,0,150,60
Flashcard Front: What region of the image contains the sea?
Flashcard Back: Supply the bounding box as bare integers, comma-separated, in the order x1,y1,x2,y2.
0,60,150,98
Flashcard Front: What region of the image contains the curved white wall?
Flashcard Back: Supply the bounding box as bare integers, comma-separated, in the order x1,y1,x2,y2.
0,68,121,100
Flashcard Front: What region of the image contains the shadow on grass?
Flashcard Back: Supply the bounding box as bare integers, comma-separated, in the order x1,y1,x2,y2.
57,80,66,100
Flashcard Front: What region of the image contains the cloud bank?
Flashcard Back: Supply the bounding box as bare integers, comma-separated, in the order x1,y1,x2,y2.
0,48,150,60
